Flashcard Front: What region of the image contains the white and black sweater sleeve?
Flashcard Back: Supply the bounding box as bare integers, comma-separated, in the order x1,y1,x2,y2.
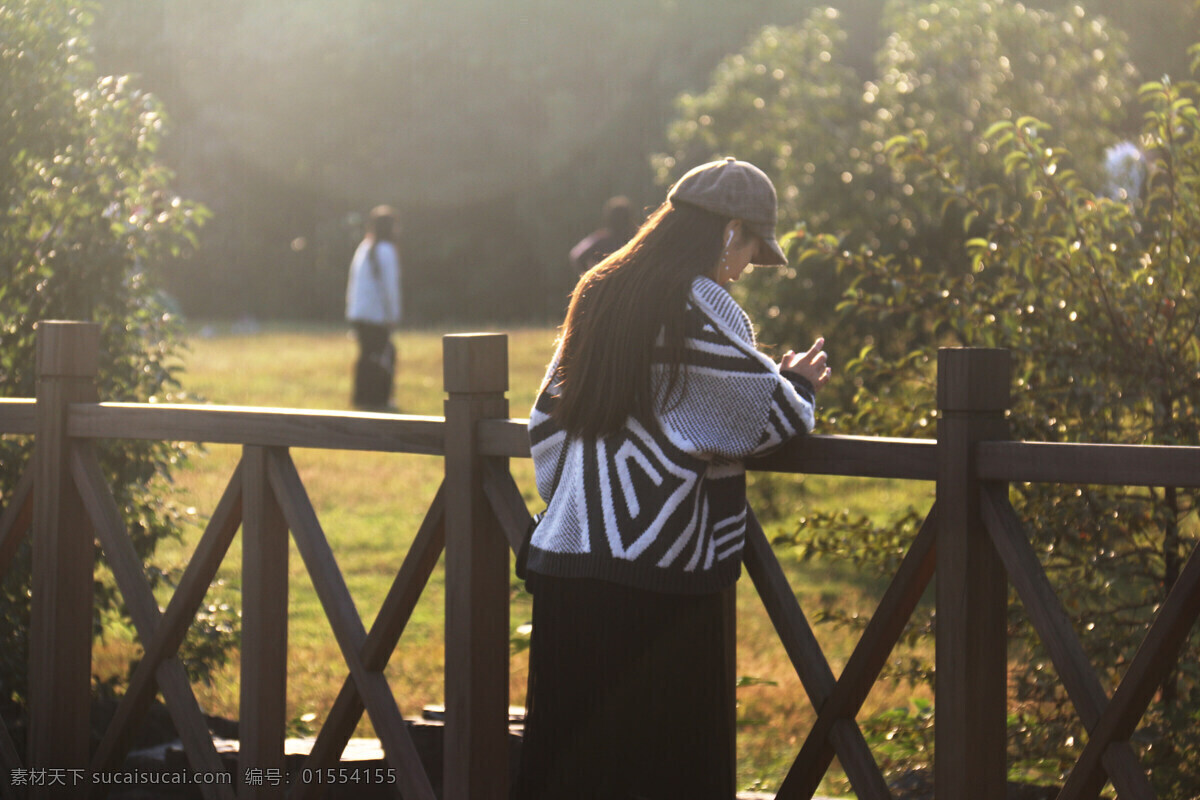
655,277,816,460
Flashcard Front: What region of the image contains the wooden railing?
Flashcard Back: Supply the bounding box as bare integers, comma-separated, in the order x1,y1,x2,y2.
0,321,1198,800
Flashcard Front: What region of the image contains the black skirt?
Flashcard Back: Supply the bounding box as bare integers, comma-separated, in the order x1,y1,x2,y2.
511,572,735,800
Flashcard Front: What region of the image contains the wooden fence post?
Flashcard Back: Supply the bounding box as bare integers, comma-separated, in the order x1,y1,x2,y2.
443,333,511,800
239,446,289,798
29,321,100,792
935,347,1012,799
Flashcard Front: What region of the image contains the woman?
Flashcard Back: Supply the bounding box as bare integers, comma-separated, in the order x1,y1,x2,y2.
513,158,830,799
345,205,402,410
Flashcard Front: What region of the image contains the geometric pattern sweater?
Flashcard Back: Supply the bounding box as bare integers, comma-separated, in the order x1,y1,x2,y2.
526,276,816,595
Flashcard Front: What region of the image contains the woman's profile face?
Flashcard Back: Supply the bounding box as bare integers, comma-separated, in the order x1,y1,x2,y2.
712,222,759,286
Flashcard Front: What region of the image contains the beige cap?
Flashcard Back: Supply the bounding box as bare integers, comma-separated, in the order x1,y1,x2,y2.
667,156,787,265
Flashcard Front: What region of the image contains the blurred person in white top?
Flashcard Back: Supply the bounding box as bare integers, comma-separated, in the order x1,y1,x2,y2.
345,205,402,409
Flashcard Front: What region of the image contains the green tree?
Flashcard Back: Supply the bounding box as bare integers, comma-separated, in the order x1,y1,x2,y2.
660,0,1200,792
862,80,1200,793
658,1,1138,422
0,0,221,717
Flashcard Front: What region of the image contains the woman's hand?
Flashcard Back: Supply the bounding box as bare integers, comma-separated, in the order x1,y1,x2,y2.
779,337,831,390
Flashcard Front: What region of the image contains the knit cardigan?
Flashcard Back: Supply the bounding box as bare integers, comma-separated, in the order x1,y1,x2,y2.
525,276,816,595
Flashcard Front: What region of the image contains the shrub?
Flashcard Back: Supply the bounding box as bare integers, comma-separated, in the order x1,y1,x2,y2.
0,0,223,712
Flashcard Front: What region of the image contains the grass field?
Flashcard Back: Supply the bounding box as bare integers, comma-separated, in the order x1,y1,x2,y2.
93,321,935,795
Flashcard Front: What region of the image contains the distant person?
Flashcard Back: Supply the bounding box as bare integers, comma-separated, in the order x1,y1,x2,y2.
568,195,636,273
345,205,402,410
1103,140,1147,202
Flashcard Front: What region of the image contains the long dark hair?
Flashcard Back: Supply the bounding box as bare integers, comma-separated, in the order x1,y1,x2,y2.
552,200,728,438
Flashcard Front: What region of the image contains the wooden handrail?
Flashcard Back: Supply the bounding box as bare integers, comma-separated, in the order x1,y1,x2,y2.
58,406,1200,490
479,417,941,480
53,406,1200,489
477,417,533,458
750,434,937,480
0,398,35,434
68,402,445,454
977,439,1200,487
